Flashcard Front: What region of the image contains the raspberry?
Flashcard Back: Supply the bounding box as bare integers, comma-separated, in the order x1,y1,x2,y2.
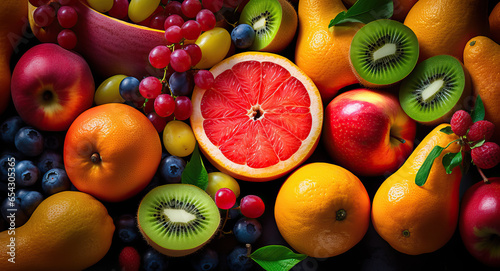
119,246,141,271
467,120,495,142
471,142,500,169
450,110,472,136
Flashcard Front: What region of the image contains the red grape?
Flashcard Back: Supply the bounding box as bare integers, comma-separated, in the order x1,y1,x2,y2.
194,70,214,89
108,0,129,20
57,0,76,5
215,188,236,210
165,1,182,16
143,98,155,114
174,96,193,120
147,112,168,133
139,76,163,99
181,20,202,40
154,94,176,118
149,45,172,69
202,0,223,13
33,5,56,28
183,44,202,66
164,25,183,44
29,0,51,7
164,14,184,30
57,6,78,28
240,195,265,218
182,0,202,19
170,49,192,72
196,9,216,31
57,29,77,50
149,11,167,30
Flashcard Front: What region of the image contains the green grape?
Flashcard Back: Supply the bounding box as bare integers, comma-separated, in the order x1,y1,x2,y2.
94,74,127,105
87,0,114,13
128,0,161,23
194,27,231,69
206,172,241,200
162,120,196,157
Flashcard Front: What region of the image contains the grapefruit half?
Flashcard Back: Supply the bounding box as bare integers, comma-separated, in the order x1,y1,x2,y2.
190,52,323,182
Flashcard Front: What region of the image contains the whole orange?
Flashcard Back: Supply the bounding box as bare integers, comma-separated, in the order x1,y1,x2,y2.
404,0,489,62
274,162,371,258
490,1,500,44
64,103,162,202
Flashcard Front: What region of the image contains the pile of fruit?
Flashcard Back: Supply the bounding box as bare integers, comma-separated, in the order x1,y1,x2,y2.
1,0,500,270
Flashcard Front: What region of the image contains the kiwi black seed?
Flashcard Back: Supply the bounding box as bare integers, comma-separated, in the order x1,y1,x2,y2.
137,183,220,257
399,54,471,125
349,19,419,86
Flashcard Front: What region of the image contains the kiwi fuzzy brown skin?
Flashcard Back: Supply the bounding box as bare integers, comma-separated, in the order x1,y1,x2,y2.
399,55,472,126
239,0,298,53
136,184,221,257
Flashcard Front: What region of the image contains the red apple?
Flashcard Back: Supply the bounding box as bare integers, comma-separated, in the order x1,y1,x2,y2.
459,177,500,268
11,43,94,131
322,88,416,176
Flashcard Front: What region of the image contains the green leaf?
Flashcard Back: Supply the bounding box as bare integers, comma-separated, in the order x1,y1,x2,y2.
439,126,454,135
471,95,485,122
415,145,445,186
442,152,463,174
181,144,208,191
329,0,394,27
471,139,486,149
250,245,307,271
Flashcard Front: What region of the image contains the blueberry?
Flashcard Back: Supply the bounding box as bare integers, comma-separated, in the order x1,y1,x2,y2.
42,168,71,195
169,72,194,96
159,155,186,183
227,246,254,271
0,116,24,144
119,76,144,103
143,248,168,271
0,154,15,178
14,160,40,187
233,217,262,244
43,132,64,150
231,24,256,49
228,203,242,220
191,248,219,271
37,150,63,175
116,214,138,243
16,189,43,216
1,197,28,227
14,126,44,157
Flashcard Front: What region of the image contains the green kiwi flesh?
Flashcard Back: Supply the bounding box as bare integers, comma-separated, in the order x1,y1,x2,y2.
239,0,282,51
137,183,220,257
350,19,419,85
399,55,469,124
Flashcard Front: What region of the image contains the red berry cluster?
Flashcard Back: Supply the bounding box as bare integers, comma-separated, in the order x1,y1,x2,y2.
31,0,79,50
215,188,265,219
451,110,500,169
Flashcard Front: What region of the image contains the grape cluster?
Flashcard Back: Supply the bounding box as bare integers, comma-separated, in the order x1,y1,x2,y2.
31,0,79,50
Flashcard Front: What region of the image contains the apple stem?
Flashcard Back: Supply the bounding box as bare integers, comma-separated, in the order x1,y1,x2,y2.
477,166,489,184
391,135,406,144
90,152,101,164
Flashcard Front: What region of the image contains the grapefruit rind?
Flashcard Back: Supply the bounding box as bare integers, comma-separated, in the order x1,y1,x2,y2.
191,52,323,182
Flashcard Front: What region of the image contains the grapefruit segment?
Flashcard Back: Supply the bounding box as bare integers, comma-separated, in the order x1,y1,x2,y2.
191,52,323,182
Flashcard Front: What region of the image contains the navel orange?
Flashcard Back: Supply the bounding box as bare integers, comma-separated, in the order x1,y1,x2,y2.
190,52,323,182
64,103,162,202
274,162,371,258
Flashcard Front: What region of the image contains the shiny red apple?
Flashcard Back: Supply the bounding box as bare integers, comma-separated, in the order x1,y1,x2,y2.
322,88,416,176
459,177,500,268
11,43,94,131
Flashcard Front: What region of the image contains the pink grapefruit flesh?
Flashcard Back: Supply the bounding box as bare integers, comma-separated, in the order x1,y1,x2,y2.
191,52,323,182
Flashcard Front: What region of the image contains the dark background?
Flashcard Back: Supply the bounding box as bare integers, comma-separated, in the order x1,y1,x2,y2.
2,0,500,270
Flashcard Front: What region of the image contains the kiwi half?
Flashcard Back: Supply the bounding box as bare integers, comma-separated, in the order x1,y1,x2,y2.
399,55,471,125
137,184,220,257
239,0,297,53
349,19,419,87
